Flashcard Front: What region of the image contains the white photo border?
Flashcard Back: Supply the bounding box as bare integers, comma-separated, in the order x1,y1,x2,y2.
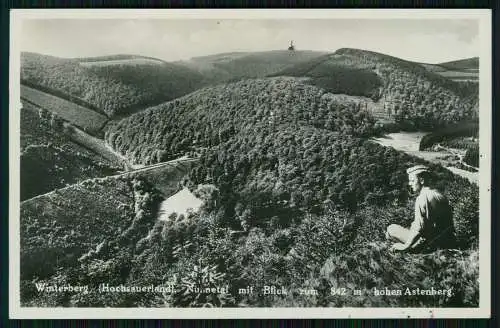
9,8,492,319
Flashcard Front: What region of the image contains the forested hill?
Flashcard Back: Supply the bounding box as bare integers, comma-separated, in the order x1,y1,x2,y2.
105,77,377,165
178,50,328,84
21,52,205,117
272,48,478,129
20,51,327,119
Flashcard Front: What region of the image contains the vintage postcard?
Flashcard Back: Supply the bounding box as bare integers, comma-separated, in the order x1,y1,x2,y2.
9,9,491,319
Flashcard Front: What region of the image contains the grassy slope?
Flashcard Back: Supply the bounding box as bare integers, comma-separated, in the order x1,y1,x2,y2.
21,85,108,134
179,50,329,83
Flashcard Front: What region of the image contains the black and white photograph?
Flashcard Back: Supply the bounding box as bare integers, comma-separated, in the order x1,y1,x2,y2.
9,9,491,319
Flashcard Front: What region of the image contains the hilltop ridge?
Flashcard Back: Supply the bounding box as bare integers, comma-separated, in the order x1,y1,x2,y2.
272,47,478,128
21,52,205,117
179,50,329,83
21,49,478,122
438,57,479,70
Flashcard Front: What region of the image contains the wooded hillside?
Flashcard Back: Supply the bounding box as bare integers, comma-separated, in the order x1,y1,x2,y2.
106,77,377,165
274,48,479,129
21,52,205,117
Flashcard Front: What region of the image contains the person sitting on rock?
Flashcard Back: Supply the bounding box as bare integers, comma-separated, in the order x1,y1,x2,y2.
386,165,456,252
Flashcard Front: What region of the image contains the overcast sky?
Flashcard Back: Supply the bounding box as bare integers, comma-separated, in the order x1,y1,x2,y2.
20,19,480,64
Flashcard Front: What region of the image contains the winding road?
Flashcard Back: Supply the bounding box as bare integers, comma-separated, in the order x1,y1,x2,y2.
22,156,199,203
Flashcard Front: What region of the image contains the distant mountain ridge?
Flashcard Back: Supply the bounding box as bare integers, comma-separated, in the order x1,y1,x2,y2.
271,48,478,128
78,54,168,64
178,50,329,83
21,52,205,118
20,50,327,118
438,57,479,70
102,47,479,166
21,49,478,126
418,57,478,82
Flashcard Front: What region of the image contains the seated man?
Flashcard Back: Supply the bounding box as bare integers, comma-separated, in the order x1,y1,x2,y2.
386,165,456,252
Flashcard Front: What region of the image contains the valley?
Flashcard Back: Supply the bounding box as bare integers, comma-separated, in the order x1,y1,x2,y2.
18,48,481,308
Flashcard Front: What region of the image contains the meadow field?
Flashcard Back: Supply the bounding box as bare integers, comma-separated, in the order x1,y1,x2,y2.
21,85,108,134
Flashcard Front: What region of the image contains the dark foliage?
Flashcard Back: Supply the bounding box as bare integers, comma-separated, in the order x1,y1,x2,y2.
464,146,479,168
271,56,383,99
185,125,478,248
21,176,163,306
22,79,105,115
419,123,479,150
182,50,327,84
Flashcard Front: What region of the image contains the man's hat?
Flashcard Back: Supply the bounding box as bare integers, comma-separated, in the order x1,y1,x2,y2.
406,165,429,175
